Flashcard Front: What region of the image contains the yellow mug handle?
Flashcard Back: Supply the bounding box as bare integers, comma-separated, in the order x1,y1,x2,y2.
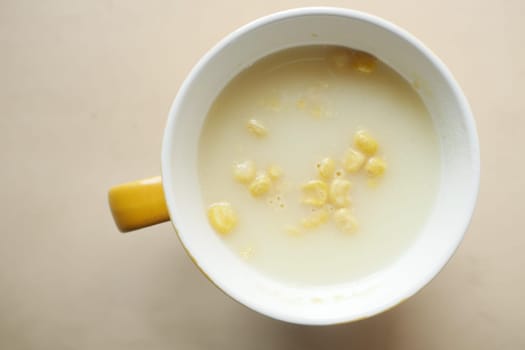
108,176,169,232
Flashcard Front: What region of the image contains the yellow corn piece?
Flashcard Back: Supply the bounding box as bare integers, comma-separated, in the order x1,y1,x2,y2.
365,157,387,177
354,130,378,156
342,148,365,173
233,160,256,184
329,178,352,208
352,50,377,73
267,164,282,180
246,119,268,137
301,208,329,229
249,173,272,197
317,157,335,180
208,202,237,235
301,180,328,207
333,208,359,234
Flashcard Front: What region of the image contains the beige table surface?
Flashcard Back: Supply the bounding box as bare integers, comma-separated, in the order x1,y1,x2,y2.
1,0,524,349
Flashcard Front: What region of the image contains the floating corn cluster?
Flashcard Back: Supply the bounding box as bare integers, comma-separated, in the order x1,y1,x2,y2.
207,127,387,236
207,119,283,235
206,48,385,236
287,130,386,235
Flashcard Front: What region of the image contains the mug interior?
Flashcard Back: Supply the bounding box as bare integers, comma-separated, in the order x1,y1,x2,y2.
161,8,479,325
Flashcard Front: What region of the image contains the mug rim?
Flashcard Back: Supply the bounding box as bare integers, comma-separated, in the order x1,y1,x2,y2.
161,7,480,324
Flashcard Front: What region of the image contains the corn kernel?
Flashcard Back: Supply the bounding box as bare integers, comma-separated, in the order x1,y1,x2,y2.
354,130,378,156
208,202,237,235
352,50,377,73
249,173,272,197
246,119,268,137
333,208,359,234
301,180,328,206
301,208,329,229
342,148,365,173
329,178,352,207
233,160,256,184
267,164,282,180
317,157,335,180
365,157,387,177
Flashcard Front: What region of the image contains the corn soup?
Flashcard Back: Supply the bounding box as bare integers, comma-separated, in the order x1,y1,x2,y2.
198,45,440,286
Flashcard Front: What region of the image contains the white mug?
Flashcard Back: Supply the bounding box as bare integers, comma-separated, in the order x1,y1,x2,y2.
108,7,479,325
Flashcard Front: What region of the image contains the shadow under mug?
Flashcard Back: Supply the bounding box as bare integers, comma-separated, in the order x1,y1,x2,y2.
108,7,479,325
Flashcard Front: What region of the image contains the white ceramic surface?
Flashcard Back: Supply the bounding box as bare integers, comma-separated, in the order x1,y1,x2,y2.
161,7,479,325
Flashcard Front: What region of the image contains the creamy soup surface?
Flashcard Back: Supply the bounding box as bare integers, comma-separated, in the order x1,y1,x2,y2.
198,45,440,286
